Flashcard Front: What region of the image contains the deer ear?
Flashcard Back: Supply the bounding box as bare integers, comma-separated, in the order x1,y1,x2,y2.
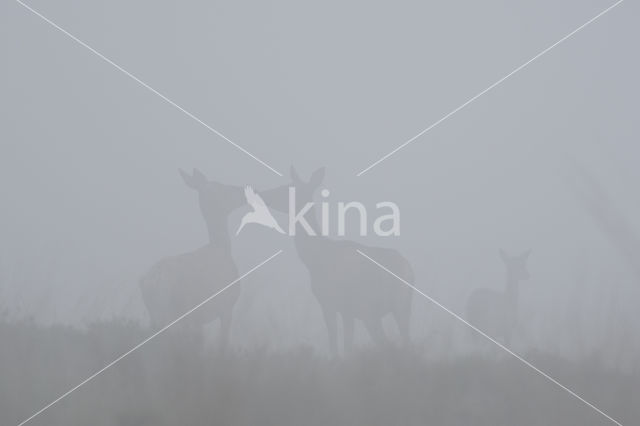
193,168,207,182
499,249,509,263
290,165,302,184
309,167,325,187
179,168,207,190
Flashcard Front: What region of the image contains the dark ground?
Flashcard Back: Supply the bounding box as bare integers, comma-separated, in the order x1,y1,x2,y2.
1,318,637,426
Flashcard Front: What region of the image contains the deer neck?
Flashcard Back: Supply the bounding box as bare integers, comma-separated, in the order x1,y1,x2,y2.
206,218,232,251
293,207,323,263
504,272,520,307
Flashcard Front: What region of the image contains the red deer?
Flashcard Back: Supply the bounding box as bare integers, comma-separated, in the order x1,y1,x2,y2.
139,169,246,350
261,167,413,355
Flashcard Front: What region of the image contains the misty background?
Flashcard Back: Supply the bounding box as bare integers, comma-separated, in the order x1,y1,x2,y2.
1,0,639,425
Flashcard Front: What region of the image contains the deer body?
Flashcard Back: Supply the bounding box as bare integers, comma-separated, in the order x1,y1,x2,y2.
263,167,413,355
300,218,413,351
139,169,245,350
139,244,239,335
466,250,530,347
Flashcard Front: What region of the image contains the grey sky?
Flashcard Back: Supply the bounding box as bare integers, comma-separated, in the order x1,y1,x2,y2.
1,0,638,357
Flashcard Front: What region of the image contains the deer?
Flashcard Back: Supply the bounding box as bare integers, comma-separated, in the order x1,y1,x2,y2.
139,169,247,351
465,249,530,348
260,166,414,356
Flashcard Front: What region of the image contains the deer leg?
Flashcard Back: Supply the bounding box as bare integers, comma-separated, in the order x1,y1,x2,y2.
219,310,232,354
343,314,355,354
364,316,388,349
503,329,512,349
393,308,411,347
321,306,338,357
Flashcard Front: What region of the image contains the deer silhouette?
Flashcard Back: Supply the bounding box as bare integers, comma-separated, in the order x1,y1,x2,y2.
139,169,246,351
466,249,530,348
261,166,414,355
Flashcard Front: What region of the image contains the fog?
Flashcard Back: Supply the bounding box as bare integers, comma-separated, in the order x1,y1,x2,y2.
1,0,639,425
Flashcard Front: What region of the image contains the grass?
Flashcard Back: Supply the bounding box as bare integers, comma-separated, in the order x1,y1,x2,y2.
0,318,637,426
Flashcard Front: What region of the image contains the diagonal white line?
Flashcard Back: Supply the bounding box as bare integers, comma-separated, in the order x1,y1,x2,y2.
356,0,624,177
14,0,283,177
16,250,283,426
356,249,623,426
